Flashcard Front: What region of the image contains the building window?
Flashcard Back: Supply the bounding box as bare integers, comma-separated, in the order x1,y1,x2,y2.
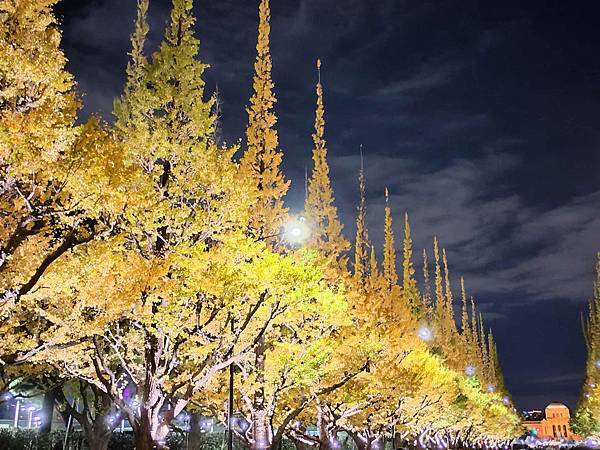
563,425,567,435
552,425,556,437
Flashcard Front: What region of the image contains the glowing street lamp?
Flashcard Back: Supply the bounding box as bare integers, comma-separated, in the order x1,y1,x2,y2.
595,359,600,369
283,217,311,245
465,365,476,377
417,326,432,342
486,385,495,393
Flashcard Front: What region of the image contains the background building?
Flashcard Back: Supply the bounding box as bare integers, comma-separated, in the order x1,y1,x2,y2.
523,403,577,439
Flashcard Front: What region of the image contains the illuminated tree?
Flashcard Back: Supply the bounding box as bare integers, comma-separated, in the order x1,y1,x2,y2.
0,1,522,448
305,60,349,261
354,150,369,282
422,249,432,310
574,252,600,437
382,189,398,290
0,0,124,396
239,0,289,242
22,1,326,449
433,237,444,324
402,213,420,312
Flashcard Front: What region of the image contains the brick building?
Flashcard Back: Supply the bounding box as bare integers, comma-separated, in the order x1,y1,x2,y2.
522,403,577,440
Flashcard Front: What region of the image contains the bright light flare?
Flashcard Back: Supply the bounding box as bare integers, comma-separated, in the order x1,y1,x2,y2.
465,365,476,376
417,326,432,342
283,217,310,245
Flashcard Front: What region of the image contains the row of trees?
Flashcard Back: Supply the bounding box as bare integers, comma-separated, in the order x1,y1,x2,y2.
0,0,521,449
573,253,600,437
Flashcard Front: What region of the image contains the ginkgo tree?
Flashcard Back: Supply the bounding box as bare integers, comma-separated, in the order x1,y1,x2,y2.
0,0,125,405
22,2,346,450
573,253,600,438
0,0,523,449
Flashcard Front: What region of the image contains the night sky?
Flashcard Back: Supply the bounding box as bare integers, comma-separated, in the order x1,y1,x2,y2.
53,0,600,411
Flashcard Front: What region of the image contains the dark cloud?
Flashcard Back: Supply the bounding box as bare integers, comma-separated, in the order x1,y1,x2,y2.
54,0,600,410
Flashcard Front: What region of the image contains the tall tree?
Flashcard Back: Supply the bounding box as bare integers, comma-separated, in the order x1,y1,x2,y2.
354,148,369,281
442,249,456,333
433,238,444,322
28,1,311,448
369,244,380,289
478,312,489,381
573,252,600,437
470,296,480,366
0,0,89,308
422,249,432,309
304,60,349,260
460,277,469,338
382,189,398,289
239,0,289,241
402,213,420,310
0,0,122,394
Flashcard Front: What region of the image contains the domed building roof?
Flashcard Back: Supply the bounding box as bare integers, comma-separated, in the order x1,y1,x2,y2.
546,402,568,408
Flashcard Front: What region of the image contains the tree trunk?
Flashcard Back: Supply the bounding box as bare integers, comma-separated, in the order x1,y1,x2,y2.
189,412,203,450
349,432,382,450
252,334,270,450
252,407,270,450
132,405,172,450
133,411,157,450
350,433,366,450
317,411,332,450
134,426,155,450
39,387,58,434
271,430,285,450
88,428,112,450
288,435,317,450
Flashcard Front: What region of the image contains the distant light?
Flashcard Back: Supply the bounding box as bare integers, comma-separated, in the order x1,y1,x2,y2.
27,405,37,411
465,365,476,376
595,359,600,369
502,396,510,405
486,385,495,393
417,326,432,342
283,217,310,245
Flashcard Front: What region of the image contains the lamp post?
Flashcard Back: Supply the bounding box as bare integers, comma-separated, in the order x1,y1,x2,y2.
27,405,37,428
227,318,234,450
13,399,20,428
226,217,311,450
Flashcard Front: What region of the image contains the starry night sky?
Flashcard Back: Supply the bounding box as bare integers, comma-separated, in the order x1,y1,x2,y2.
53,0,600,411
